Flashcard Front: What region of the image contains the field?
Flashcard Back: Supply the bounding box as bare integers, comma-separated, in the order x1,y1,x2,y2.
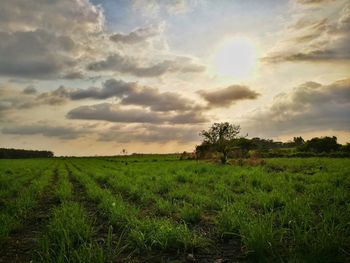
0,157,349,262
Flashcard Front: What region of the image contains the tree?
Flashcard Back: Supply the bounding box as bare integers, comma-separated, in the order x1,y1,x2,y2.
342,143,350,153
200,122,240,164
293,136,305,146
299,136,340,153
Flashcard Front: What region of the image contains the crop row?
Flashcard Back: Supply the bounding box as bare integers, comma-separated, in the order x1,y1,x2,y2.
67,161,206,253
70,158,350,261
35,163,106,263
0,160,55,246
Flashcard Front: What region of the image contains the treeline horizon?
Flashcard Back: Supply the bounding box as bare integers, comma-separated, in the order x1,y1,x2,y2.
0,135,349,159
0,148,54,159
195,134,350,161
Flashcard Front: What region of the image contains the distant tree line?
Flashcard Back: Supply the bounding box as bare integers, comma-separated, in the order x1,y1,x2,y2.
0,148,54,159
194,122,350,163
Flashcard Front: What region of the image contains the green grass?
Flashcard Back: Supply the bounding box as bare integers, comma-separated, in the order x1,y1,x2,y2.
0,160,54,246
0,157,349,262
35,163,106,263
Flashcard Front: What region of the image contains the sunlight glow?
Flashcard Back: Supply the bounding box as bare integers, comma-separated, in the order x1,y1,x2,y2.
213,37,257,79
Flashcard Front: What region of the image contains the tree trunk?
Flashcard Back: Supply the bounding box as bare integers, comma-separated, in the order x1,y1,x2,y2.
221,151,228,164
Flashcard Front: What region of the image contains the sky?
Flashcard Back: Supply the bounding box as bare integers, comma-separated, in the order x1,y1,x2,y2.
0,0,349,156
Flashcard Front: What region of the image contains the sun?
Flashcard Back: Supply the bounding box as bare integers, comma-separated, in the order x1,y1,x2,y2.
213,37,257,79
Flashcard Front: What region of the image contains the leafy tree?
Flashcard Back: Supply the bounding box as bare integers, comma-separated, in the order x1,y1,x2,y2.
293,136,305,146
299,136,340,153
233,137,254,151
200,122,240,164
342,143,350,152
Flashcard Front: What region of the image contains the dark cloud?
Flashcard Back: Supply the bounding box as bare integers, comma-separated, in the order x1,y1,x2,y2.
0,0,103,79
244,78,350,136
110,25,161,44
119,86,197,112
87,54,205,77
120,86,199,112
22,86,37,95
67,78,201,112
0,84,72,114
0,30,77,78
98,124,200,143
67,103,164,124
2,123,86,140
62,71,85,80
169,111,207,124
66,103,208,124
36,86,70,105
0,78,204,116
69,79,136,100
199,85,260,107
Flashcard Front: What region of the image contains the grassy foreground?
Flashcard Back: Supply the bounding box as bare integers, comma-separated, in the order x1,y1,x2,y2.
0,157,349,262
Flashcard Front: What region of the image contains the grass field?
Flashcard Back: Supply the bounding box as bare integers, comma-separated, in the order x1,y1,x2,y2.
0,157,349,262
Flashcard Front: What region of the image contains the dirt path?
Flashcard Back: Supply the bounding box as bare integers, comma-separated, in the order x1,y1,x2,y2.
0,168,60,263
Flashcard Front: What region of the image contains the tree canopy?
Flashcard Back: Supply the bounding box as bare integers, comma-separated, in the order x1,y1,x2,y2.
199,122,241,164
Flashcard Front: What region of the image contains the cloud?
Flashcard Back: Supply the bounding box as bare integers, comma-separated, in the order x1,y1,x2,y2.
0,84,73,114
0,0,103,34
0,0,104,79
36,86,70,105
67,103,164,124
110,25,162,44
198,85,260,107
0,0,204,81
243,78,350,136
263,2,350,63
120,86,196,112
87,54,205,77
0,84,37,112
65,78,202,112
98,124,200,143
0,30,77,78
0,78,204,116
62,71,85,80
132,0,191,16
296,0,335,5
169,111,207,124
66,103,207,124
2,123,86,140
69,79,136,100
22,86,37,95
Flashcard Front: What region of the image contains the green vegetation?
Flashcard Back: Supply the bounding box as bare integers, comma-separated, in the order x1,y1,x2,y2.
0,148,54,158
195,123,350,161
0,159,54,246
0,157,349,262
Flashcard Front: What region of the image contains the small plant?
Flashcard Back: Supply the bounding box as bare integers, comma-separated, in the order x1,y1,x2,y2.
179,204,202,224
